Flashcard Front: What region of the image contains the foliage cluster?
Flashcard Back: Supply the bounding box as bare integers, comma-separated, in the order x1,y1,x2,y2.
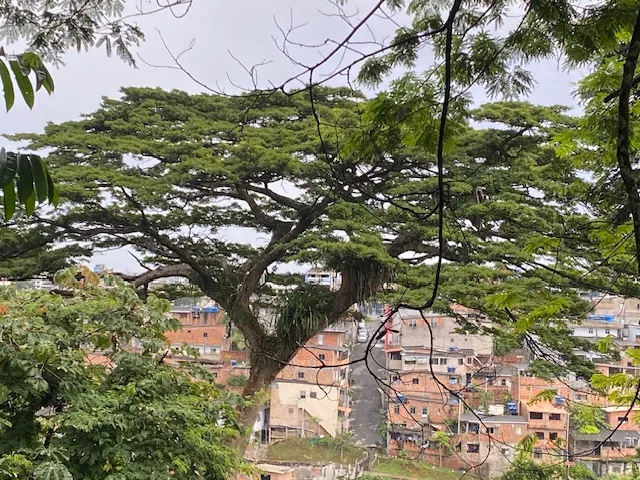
0,268,244,479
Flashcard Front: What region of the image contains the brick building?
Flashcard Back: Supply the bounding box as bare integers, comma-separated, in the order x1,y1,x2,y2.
267,326,353,442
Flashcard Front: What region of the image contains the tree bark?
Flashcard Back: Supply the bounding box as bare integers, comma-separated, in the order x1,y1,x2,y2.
233,352,284,451
616,11,640,277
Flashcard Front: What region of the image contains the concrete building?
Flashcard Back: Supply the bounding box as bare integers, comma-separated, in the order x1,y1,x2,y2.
570,429,640,476
304,268,342,291
267,328,352,442
385,309,493,356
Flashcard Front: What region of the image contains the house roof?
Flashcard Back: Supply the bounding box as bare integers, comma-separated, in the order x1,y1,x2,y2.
571,429,640,442
307,345,349,353
522,402,566,414
459,413,528,424
602,406,640,413
256,464,295,474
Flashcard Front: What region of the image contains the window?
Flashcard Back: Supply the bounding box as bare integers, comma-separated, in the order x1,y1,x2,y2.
430,319,438,327
391,375,400,383
549,413,561,421
467,444,480,453
533,449,542,459
212,372,218,378
575,393,587,401
410,407,416,414
458,358,464,365
408,318,417,327
430,357,439,365
501,379,507,386
393,405,400,414
588,329,594,334
300,391,306,398
203,332,208,338
549,432,558,441
487,427,494,434
529,412,543,420
422,407,428,416
297,372,305,379
439,358,448,365
516,427,522,435
535,432,544,440
412,378,419,385
449,377,458,385
605,329,611,335
467,357,473,364
391,352,401,360
316,335,324,345
618,416,629,423
319,354,326,361
310,392,317,399
405,359,416,365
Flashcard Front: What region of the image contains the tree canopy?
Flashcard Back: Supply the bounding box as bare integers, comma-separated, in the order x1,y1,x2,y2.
5,81,621,431
0,267,244,479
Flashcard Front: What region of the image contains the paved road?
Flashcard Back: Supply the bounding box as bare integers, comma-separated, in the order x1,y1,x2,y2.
350,323,386,447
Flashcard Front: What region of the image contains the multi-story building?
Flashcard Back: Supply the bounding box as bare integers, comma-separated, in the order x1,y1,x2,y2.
304,268,342,291
570,428,640,475
385,309,493,355
268,327,352,442
457,413,529,475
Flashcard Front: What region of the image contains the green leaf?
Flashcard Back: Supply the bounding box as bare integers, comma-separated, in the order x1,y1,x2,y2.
596,335,612,354
0,147,17,187
47,172,59,206
0,60,14,111
527,389,558,405
30,155,48,202
16,154,34,203
3,182,16,220
41,65,54,94
9,59,34,109
21,53,54,94
523,235,561,255
33,461,73,480
485,291,519,309
24,190,35,216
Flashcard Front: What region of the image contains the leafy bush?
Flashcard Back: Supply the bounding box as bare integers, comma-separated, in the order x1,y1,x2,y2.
227,374,248,387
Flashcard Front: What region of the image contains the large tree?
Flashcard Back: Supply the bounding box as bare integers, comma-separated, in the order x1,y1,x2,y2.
12,86,419,429
9,82,616,431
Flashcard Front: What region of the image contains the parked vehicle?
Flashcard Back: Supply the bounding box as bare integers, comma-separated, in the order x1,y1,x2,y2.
358,321,366,330
357,331,368,343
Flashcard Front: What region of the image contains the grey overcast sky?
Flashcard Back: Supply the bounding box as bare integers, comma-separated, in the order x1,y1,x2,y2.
2,0,586,274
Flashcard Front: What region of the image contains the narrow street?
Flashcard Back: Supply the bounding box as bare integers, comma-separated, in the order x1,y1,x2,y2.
350,321,386,447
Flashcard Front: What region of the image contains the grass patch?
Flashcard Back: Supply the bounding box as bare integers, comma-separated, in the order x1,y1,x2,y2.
266,437,365,465
373,457,462,480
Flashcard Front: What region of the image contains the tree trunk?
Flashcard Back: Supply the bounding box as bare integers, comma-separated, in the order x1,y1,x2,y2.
233,353,284,450
617,11,640,278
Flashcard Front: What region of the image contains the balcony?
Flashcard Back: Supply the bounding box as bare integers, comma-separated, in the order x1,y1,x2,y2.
388,359,403,370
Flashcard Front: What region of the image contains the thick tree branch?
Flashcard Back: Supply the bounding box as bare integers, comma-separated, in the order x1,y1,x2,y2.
120,264,196,287
235,187,293,232
616,11,640,277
